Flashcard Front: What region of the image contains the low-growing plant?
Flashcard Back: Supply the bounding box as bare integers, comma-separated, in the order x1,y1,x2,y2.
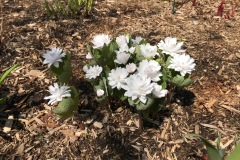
42,34,196,130
42,47,79,119
0,64,19,104
83,34,196,130
45,0,93,17
187,133,240,160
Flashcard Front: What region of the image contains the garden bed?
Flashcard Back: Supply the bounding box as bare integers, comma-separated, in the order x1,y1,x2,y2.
0,0,239,159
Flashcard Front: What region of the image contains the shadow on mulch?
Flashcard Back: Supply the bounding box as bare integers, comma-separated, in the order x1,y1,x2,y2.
67,80,198,159
0,85,45,141
76,80,196,130
102,127,140,159
173,87,196,107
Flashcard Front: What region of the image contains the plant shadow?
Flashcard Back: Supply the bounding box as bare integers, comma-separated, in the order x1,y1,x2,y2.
172,87,196,107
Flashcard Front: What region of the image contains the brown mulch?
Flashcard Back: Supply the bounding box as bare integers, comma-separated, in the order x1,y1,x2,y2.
0,0,239,159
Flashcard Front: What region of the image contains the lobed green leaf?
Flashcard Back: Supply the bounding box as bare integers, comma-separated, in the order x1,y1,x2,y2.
50,53,72,84
53,86,79,119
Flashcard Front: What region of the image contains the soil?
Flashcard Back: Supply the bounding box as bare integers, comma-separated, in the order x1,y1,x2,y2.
0,0,239,159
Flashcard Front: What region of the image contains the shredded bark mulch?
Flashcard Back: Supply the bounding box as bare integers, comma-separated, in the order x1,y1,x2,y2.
0,0,239,159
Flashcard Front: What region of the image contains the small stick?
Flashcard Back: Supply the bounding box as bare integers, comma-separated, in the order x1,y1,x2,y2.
221,104,240,115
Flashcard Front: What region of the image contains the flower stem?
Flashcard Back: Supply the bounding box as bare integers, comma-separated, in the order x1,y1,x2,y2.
166,84,175,107
138,110,143,133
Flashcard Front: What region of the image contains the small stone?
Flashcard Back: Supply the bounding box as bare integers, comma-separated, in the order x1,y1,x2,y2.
93,121,103,129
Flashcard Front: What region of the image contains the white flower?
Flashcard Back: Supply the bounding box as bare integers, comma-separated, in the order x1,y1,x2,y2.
86,52,93,59
84,65,103,79
44,83,71,105
126,63,137,73
139,43,158,58
137,60,162,82
152,83,168,98
114,51,130,65
43,47,66,68
97,89,104,97
123,74,153,104
83,65,88,72
119,45,130,52
168,54,196,76
91,34,111,49
108,67,129,90
132,36,143,45
157,37,185,56
116,35,129,49
128,47,136,54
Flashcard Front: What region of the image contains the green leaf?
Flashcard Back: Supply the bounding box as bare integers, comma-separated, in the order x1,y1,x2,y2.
92,49,101,59
181,77,193,87
136,97,154,111
109,42,118,53
165,56,172,67
120,95,127,101
103,66,110,77
0,64,19,85
135,53,145,62
148,98,166,114
226,143,240,160
102,77,109,96
87,45,92,53
161,68,168,83
0,97,6,104
171,75,193,87
128,98,137,106
135,45,141,55
186,134,222,160
50,53,72,84
216,134,226,158
53,86,79,119
161,81,167,89
101,43,116,68
172,75,184,85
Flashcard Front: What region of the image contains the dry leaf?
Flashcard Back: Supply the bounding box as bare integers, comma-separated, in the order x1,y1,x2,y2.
27,70,45,79
61,129,78,142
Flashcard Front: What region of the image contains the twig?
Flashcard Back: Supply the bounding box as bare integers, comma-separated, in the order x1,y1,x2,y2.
221,104,240,115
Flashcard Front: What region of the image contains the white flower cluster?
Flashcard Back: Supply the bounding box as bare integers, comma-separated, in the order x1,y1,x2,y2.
84,34,196,104
158,37,195,76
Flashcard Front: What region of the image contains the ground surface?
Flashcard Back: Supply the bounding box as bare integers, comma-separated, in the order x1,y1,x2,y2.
0,0,240,159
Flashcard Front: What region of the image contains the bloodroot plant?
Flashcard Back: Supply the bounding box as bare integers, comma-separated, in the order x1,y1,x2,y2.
84,34,196,130
43,47,79,119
